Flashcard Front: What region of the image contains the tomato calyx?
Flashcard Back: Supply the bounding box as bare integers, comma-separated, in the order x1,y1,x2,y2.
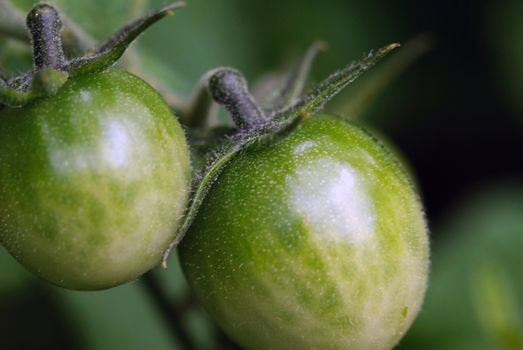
161,42,400,267
0,2,185,108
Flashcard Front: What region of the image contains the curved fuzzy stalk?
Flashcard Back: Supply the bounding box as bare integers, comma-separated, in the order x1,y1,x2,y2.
208,68,269,130
26,4,67,70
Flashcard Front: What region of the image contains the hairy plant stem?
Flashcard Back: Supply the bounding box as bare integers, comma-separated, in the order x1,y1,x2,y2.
26,4,66,71
142,270,244,350
141,271,197,350
208,68,269,130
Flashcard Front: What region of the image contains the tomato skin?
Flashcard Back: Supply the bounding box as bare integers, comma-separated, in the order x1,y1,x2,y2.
179,115,428,350
0,68,190,290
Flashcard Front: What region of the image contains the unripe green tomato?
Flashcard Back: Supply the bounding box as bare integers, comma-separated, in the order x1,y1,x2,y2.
179,115,429,349
0,68,191,290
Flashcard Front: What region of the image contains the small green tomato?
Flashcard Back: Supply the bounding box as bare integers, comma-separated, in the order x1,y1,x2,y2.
0,1,188,290
0,68,190,290
179,114,429,350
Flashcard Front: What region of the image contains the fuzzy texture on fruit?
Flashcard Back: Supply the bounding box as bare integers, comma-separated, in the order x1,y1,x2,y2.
179,114,429,350
0,68,190,290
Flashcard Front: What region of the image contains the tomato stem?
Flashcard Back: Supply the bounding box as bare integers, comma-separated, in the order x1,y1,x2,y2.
26,4,66,71
208,68,270,130
142,270,244,349
141,271,198,350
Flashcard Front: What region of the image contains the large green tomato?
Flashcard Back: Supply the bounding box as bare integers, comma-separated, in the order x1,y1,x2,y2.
0,68,190,290
179,115,429,349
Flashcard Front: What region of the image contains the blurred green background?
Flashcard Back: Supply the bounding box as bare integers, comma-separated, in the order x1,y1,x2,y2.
1,0,522,349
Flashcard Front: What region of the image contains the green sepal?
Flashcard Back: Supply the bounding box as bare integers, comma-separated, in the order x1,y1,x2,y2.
67,2,185,77
276,43,400,121
0,67,68,107
335,34,434,120
0,84,32,107
31,67,69,96
267,41,327,112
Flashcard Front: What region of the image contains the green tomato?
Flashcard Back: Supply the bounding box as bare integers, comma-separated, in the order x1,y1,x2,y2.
0,68,191,290
179,115,429,350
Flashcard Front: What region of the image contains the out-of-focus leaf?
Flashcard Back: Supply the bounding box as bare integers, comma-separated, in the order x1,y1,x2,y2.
470,262,523,349
333,33,434,120
67,2,185,77
0,1,27,42
0,246,33,296
157,252,219,350
252,41,327,112
398,182,523,350
130,49,189,104
484,0,523,126
11,0,137,41
55,279,179,350
0,37,32,75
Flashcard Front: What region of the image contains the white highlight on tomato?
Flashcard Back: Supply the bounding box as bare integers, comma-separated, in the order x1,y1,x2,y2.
287,159,375,243
48,117,136,175
101,118,130,168
79,90,91,102
293,140,316,155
